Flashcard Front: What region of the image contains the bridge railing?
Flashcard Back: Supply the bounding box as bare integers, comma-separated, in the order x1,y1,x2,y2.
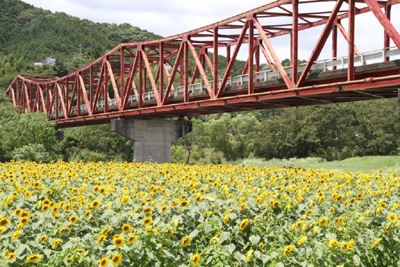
53,46,400,118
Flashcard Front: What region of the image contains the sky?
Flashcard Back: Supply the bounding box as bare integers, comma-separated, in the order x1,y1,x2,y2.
23,0,269,38
22,0,400,62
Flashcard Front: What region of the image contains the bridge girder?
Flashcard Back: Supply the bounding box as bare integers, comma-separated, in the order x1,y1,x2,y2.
5,0,400,127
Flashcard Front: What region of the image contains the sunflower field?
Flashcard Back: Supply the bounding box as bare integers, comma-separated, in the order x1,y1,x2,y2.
0,161,400,266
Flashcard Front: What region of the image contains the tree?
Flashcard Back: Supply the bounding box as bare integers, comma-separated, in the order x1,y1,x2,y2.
254,107,316,160
0,112,60,162
172,118,209,164
60,124,133,162
208,113,260,161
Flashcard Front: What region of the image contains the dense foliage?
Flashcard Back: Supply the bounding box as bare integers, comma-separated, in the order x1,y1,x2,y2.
171,99,400,163
0,0,399,163
1,161,400,266
0,0,160,62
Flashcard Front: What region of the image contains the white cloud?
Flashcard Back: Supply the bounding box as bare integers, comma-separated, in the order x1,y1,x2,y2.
23,0,268,36
23,0,400,62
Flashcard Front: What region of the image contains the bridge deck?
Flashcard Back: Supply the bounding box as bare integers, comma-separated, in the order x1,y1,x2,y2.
54,59,400,128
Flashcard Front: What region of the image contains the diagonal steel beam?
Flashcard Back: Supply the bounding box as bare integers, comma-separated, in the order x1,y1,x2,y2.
187,40,215,99
142,50,161,106
364,0,400,50
78,74,93,115
162,42,184,105
253,17,293,89
217,20,249,98
105,60,122,109
296,0,344,88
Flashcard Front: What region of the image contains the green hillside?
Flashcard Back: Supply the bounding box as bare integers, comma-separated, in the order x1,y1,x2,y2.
0,0,160,62
0,0,161,91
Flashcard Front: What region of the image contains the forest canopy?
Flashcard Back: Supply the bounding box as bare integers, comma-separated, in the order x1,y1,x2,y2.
0,0,399,163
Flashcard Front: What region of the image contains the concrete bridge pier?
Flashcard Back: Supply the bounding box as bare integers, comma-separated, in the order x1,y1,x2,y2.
110,118,192,163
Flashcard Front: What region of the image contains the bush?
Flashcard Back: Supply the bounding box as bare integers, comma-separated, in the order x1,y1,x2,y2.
11,143,57,163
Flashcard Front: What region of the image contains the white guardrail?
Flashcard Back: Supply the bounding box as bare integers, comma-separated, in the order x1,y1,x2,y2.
54,46,400,117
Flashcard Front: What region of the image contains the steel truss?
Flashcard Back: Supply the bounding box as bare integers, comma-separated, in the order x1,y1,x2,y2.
5,0,400,127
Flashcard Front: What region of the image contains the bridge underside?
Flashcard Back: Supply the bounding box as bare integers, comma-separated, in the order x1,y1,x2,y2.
54,60,400,128
5,0,400,129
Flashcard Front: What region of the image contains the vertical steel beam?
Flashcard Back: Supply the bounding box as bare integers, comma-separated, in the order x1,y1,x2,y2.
255,40,260,82
180,53,184,87
160,42,164,98
291,0,299,84
55,84,59,119
138,48,143,108
226,45,231,86
65,79,69,112
104,59,108,113
120,47,125,99
77,74,81,116
213,27,219,95
332,22,338,70
29,82,33,111
46,84,50,114
90,65,94,105
143,55,147,95
248,17,254,94
16,78,20,105
384,4,392,61
348,0,355,81
184,37,189,103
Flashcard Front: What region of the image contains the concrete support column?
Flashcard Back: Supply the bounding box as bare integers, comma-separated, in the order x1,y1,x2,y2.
110,119,192,163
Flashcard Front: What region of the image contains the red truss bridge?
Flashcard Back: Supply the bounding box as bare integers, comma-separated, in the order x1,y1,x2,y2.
5,0,400,129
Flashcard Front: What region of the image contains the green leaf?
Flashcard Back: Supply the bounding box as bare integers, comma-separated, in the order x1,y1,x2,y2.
275,262,285,267
226,243,235,254
234,251,246,262
189,229,199,238
16,244,26,255
249,235,260,245
353,254,361,266
218,232,230,245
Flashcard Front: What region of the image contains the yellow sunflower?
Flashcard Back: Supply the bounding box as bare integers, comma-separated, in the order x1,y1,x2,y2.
97,235,107,245
25,254,42,263
239,219,249,231
192,252,200,266
99,256,109,267
143,217,153,225
111,253,122,266
142,207,153,215
128,235,138,244
121,224,131,233
39,235,48,243
53,238,61,249
283,245,294,256
114,237,124,247
319,216,328,227
181,236,192,247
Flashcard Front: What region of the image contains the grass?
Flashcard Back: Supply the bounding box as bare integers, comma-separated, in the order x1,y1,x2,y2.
234,156,400,174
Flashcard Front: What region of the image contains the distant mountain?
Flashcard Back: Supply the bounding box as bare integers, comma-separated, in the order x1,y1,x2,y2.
0,0,161,62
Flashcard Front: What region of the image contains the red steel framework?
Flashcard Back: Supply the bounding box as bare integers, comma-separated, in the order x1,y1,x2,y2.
5,0,400,128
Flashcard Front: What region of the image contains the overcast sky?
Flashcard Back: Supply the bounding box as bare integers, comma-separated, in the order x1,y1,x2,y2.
23,0,270,37
22,0,400,62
